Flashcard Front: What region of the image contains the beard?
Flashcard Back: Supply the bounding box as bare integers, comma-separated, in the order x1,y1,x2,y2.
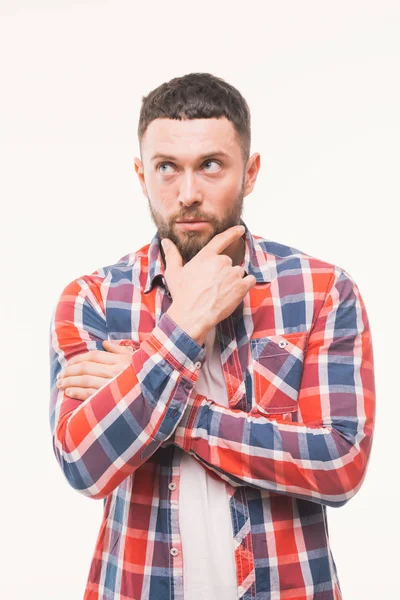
146,179,246,265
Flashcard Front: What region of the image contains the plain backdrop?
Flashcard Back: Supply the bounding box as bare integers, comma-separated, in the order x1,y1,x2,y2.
1,1,399,598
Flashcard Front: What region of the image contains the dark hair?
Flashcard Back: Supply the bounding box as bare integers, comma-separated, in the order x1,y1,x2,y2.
137,72,251,165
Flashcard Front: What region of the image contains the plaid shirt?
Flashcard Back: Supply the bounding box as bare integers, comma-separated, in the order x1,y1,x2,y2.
49,218,375,600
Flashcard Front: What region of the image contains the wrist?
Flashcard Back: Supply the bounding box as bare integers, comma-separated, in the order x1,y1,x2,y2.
165,306,208,346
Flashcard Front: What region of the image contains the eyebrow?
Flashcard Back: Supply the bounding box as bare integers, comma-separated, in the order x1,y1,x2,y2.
150,150,230,162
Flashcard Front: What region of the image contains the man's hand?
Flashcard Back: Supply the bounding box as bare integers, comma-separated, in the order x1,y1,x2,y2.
163,225,257,345
56,340,135,400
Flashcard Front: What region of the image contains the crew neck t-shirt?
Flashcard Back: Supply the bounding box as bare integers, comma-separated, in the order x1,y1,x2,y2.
178,326,238,599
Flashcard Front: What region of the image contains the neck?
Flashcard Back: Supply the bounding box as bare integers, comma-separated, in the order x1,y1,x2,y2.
224,235,245,267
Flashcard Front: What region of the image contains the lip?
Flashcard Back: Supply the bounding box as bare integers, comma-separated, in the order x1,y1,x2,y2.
176,220,209,230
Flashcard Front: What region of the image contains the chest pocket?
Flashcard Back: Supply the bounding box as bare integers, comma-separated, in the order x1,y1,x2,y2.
250,331,308,416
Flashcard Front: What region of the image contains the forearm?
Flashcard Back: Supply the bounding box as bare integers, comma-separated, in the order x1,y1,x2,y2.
173,393,374,507
50,306,206,500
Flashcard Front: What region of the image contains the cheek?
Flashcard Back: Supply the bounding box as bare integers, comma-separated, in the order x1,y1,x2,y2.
156,191,176,213
146,178,174,208
144,173,160,197
212,180,241,205
219,170,242,192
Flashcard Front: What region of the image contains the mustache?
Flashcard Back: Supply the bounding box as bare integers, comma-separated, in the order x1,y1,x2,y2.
173,212,211,221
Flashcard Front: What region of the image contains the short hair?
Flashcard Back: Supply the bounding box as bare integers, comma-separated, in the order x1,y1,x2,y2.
137,72,251,165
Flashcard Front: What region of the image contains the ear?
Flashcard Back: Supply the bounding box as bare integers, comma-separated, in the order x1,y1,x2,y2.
134,157,148,197
243,153,261,197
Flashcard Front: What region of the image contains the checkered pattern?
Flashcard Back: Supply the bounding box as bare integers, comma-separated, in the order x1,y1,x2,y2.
49,218,375,599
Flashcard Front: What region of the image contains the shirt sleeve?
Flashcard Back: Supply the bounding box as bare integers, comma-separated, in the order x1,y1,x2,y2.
171,268,376,507
49,274,206,500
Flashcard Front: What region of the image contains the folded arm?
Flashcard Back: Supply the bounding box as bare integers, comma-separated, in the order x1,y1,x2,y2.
49,274,205,500
171,268,376,507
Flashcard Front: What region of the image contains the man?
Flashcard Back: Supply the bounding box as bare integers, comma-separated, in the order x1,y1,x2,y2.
49,72,376,600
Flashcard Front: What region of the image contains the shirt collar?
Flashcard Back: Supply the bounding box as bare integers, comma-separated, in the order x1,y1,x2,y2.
143,217,271,295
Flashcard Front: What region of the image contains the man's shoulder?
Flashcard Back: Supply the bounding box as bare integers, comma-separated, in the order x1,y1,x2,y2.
86,247,145,281
254,233,344,275
57,243,151,303
96,241,153,277
252,232,364,300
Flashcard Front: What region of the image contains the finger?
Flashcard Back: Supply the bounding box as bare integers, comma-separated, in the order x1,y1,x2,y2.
58,356,131,381
231,264,245,278
57,374,113,390
200,225,245,257
102,340,135,354
66,350,125,366
65,387,98,400
243,274,257,290
161,237,183,271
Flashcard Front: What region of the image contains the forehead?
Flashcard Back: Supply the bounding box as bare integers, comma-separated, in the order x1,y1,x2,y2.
141,117,240,160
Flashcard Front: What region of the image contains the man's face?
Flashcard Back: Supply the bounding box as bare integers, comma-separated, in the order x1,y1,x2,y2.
134,117,259,264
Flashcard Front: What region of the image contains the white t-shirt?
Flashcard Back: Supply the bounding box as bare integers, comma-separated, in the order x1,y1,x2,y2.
178,326,238,599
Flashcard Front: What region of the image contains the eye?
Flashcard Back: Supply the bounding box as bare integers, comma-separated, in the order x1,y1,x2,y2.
156,160,222,174
157,162,174,173
203,160,221,172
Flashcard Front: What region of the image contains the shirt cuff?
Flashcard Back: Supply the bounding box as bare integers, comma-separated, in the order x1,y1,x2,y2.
175,393,206,452
141,311,207,383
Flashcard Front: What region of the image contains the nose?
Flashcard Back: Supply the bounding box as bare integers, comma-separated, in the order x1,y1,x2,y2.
178,171,202,207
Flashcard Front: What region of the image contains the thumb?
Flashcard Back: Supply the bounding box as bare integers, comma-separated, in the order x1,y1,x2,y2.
161,237,182,269
102,340,134,354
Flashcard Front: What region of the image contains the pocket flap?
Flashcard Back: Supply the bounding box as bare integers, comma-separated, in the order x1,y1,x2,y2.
250,331,308,415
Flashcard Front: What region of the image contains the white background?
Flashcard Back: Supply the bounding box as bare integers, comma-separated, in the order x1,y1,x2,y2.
1,1,398,598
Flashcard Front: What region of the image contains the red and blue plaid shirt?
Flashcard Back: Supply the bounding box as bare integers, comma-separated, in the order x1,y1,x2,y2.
49,219,375,599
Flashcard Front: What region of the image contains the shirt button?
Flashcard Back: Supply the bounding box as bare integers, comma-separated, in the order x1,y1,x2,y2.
170,547,179,556
168,482,176,491
278,340,288,348
194,361,202,369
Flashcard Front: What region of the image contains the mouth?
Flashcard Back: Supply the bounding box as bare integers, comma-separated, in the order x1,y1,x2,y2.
175,220,209,230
